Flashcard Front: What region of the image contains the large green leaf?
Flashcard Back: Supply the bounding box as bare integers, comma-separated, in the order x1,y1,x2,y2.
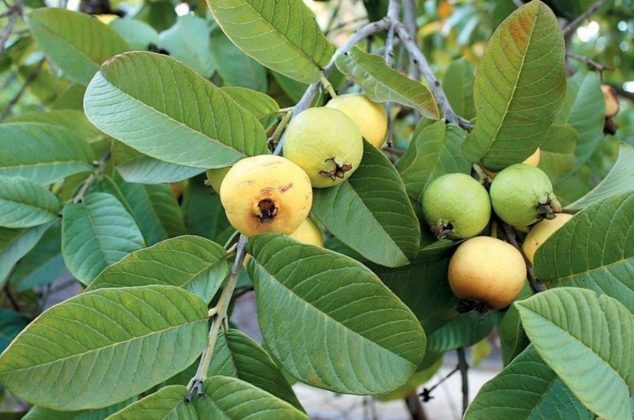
159,15,215,77
87,235,228,303
62,192,145,284
248,234,426,394
6,110,107,144
110,18,160,52
107,379,307,419
516,288,634,419
534,194,634,312
84,52,268,169
209,329,303,410
538,124,578,182
23,399,136,420
182,176,234,244
426,311,500,353
221,86,280,121
26,8,129,84
206,0,334,84
466,346,592,419
566,143,634,211
0,224,49,287
336,47,439,119
442,57,475,120
210,29,268,92
396,121,470,201
0,176,60,228
112,142,204,184
0,285,209,411
312,141,420,267
462,1,566,171
499,284,533,365
0,123,95,185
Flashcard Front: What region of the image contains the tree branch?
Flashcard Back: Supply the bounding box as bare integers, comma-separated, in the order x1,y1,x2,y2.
4,284,21,312
72,150,112,203
456,348,469,415
562,0,608,37
0,0,22,54
383,0,401,147
501,222,547,293
566,52,611,72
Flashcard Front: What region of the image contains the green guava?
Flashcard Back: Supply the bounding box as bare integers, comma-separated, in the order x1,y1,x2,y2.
422,173,491,240
490,164,562,229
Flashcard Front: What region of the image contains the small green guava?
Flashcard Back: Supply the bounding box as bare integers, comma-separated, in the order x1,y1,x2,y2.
489,164,562,229
422,173,491,240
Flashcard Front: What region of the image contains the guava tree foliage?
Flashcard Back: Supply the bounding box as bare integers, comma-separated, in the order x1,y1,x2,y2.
0,0,632,419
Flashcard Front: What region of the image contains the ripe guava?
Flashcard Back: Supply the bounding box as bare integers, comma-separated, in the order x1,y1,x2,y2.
482,148,541,179
289,218,324,247
282,107,363,188
522,212,573,264
448,236,526,310
601,84,619,117
219,155,312,237
489,164,561,229
422,173,491,240
326,94,388,148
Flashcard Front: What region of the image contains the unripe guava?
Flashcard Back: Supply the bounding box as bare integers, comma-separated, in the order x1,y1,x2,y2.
219,155,312,237
289,218,324,247
422,173,491,240
206,167,231,192
326,94,388,148
283,107,363,188
448,236,526,310
522,212,573,264
601,84,619,118
490,164,561,229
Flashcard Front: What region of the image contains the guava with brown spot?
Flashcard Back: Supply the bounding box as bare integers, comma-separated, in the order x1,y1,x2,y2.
219,155,312,237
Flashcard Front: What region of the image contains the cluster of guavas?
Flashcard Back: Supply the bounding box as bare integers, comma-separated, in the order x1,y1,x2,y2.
211,94,387,248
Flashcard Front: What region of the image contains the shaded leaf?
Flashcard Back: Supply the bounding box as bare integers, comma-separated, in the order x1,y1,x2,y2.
0,176,60,228
210,29,268,92
442,57,475,120
538,124,578,182
159,15,215,77
23,399,136,420
0,309,30,353
6,110,106,144
0,224,49,287
426,311,500,353
182,176,234,244
109,18,159,52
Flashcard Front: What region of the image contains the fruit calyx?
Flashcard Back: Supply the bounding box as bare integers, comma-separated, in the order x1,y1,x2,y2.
457,299,490,315
431,222,454,240
319,157,353,181
256,198,278,223
535,194,562,221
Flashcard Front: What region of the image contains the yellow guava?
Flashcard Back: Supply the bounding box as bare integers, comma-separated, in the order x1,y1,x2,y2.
326,94,388,148
601,84,619,118
522,213,573,264
289,218,324,247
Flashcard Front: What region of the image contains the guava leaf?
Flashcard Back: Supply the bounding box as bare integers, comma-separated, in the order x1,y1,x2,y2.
426,311,500,353
84,52,268,169
396,121,470,201
516,288,634,420
158,15,215,77
566,143,634,211
465,346,592,419
499,284,533,366
442,57,475,120
87,235,228,303
210,29,268,92
209,329,303,410
6,110,107,144
206,0,334,84
312,141,420,267
26,8,129,84
248,233,426,395
181,177,234,244
0,175,60,228
0,225,49,288
0,123,95,185
462,0,566,171
0,286,209,411
62,192,145,285
335,47,439,119
23,399,136,420
538,124,578,182
534,193,634,312
107,378,307,420
221,86,280,121
0,309,29,353
110,18,160,52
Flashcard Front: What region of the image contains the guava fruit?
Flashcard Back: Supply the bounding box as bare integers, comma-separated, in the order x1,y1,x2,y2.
601,84,619,117
522,212,573,264
482,148,540,179
490,164,561,229
448,236,526,310
282,107,363,188
289,218,324,247
326,93,388,148
422,173,491,240
219,155,312,237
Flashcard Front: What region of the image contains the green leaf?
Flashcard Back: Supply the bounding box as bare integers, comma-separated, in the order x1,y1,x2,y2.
442,57,475,120
538,124,578,182
0,224,49,287
0,123,95,185
566,143,634,211
23,399,136,420
112,142,204,184
109,18,159,52
0,309,29,353
182,176,234,244
248,234,426,394
499,283,533,365
26,8,129,84
107,378,308,419
62,192,145,284
534,194,634,312
84,52,268,169
0,176,59,228
9,222,65,292
209,329,303,410
159,15,215,77
516,288,634,420
206,0,334,83
462,1,566,171
114,176,186,245
0,285,209,411
221,86,280,121
426,311,500,353
209,29,268,92
5,110,107,144
465,346,592,419
312,141,421,267
87,235,228,303
335,47,439,119
396,121,470,201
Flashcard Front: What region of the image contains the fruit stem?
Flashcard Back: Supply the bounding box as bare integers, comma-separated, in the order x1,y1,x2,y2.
320,72,337,98
268,110,292,151
456,348,469,415
501,223,547,293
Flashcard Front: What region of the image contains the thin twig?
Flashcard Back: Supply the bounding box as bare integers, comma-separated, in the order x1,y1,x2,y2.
566,52,611,72
402,0,420,80
419,366,459,402
4,284,21,312
0,0,21,54
383,0,401,147
562,0,608,37
326,17,368,35
267,110,292,150
501,222,547,293
457,348,469,415
0,60,42,121
404,393,428,420
72,151,112,203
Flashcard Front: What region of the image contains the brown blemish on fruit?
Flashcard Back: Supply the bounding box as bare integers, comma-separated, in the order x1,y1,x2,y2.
256,198,278,223
279,183,293,192
319,157,352,181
